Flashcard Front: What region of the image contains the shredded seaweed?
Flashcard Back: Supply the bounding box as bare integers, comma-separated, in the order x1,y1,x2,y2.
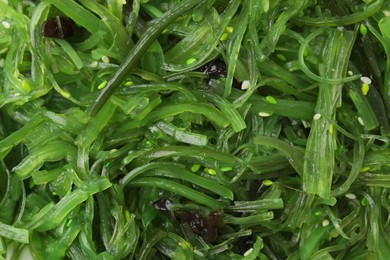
1,0,390,259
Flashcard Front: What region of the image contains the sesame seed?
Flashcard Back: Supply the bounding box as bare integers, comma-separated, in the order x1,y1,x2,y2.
205,168,216,175
226,26,234,33
322,219,330,227
191,164,201,173
90,61,98,68
22,80,31,92
258,112,272,117
361,83,370,95
276,54,286,61
186,57,196,65
98,80,108,89
359,24,367,36
2,21,10,29
345,193,357,200
313,113,321,120
220,33,229,41
102,56,110,64
360,76,372,85
220,166,232,172
361,197,367,206
244,248,254,257
357,117,364,126
241,80,251,90
347,70,353,76
123,81,133,87
265,95,277,104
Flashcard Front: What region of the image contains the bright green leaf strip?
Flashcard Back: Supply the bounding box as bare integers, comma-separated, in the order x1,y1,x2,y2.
254,136,304,176
0,115,44,160
224,211,274,226
293,0,383,26
117,102,230,130
54,39,84,69
87,0,207,115
155,121,208,146
132,146,243,169
33,177,111,231
144,166,234,200
226,198,284,212
120,162,233,200
45,0,109,41
128,177,224,209
303,29,356,198
12,141,77,179
196,90,246,132
164,0,241,72
0,222,29,244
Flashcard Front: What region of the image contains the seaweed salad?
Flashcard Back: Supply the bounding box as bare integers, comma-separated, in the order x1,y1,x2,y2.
1,0,390,259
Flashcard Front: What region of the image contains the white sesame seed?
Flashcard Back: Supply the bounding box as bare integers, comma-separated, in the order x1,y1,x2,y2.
322,219,330,227
102,56,110,64
345,193,356,200
347,70,353,76
357,117,365,126
2,21,10,29
258,112,272,117
90,61,98,68
243,248,253,257
241,80,251,90
313,113,321,120
360,76,372,85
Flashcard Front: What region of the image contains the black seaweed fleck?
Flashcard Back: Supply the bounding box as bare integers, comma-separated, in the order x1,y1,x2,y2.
41,16,75,39
154,198,224,243
199,59,227,79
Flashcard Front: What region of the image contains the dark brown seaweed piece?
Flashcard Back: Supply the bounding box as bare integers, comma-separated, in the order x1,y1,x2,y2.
41,16,75,39
199,59,227,79
153,198,224,243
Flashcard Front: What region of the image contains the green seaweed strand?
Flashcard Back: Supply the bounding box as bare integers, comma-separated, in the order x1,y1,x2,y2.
87,0,206,116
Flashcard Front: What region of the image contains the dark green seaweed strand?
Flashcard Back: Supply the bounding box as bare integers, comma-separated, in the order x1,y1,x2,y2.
87,0,206,116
